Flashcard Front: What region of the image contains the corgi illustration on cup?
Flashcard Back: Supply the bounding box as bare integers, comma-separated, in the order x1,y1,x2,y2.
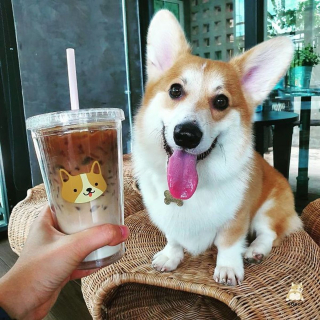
59,161,107,203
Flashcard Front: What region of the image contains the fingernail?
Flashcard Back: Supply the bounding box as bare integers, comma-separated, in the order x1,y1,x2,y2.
119,225,129,239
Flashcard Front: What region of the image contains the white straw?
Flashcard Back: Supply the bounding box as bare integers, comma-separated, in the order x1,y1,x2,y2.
66,48,80,110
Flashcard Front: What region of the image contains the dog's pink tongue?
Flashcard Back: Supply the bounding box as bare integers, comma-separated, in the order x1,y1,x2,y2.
167,150,198,200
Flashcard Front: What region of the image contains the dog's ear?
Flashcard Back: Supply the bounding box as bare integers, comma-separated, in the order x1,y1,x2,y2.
60,169,70,183
91,161,101,174
230,37,294,107
146,9,190,82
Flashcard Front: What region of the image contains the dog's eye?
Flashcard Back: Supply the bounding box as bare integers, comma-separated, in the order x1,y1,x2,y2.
213,94,229,110
95,183,98,186
73,189,77,192
169,83,183,99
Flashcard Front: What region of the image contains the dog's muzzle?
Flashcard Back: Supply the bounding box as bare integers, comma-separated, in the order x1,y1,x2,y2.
162,124,217,161
174,122,203,149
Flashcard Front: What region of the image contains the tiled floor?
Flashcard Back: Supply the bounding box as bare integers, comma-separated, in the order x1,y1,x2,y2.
265,147,320,195
264,146,320,212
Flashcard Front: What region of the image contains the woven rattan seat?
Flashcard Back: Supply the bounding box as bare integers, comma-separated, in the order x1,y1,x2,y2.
8,155,320,320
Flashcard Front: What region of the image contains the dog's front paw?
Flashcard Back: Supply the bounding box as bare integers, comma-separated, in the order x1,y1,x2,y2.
152,250,183,272
214,265,244,286
244,249,265,264
244,240,272,264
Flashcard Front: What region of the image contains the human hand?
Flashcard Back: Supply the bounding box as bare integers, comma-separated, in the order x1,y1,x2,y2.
0,205,129,320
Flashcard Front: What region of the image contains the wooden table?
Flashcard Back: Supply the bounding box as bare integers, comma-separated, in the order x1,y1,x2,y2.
253,111,299,179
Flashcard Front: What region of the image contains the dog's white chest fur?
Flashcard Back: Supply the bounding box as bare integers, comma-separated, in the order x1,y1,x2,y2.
134,146,251,256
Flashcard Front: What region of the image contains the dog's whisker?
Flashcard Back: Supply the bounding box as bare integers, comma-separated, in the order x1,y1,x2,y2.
149,128,164,145
218,142,226,165
150,128,161,138
204,120,214,126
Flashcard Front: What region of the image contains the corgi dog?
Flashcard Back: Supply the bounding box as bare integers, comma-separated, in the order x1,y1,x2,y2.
132,10,302,286
60,161,107,204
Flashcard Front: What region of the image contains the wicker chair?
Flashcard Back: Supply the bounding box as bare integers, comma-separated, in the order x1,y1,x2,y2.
8,155,320,320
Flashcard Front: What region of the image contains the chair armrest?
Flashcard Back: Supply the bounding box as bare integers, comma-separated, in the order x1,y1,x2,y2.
123,154,144,218
8,184,47,256
81,209,320,320
301,198,320,246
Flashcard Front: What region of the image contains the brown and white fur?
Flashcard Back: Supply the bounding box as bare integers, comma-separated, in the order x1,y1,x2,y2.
132,10,302,286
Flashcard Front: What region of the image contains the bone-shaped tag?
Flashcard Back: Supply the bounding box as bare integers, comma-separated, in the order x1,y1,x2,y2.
164,190,183,207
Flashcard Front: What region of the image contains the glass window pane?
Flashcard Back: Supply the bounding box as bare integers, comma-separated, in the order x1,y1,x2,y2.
189,0,245,60
154,1,183,25
265,0,320,206
0,144,8,229
157,1,244,61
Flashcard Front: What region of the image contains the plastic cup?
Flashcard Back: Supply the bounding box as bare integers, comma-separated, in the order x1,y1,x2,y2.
26,108,125,269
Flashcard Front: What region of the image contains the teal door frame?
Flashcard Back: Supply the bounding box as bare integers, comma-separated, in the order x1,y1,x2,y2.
0,0,32,231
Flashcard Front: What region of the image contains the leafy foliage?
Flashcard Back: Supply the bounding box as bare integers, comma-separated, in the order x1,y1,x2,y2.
267,6,296,36
267,0,320,37
291,44,320,67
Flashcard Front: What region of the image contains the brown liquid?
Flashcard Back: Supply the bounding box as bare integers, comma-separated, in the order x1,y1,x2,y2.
37,126,122,261
45,128,117,178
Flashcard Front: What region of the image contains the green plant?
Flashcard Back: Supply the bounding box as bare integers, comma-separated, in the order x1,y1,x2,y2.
267,0,320,37
291,44,320,67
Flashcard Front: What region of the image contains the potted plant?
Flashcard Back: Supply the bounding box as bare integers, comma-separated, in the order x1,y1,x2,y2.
289,44,320,88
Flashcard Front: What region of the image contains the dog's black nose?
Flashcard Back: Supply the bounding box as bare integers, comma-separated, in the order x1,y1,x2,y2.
174,122,203,149
86,187,93,192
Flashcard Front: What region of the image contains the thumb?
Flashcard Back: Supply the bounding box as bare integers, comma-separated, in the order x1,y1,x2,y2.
64,224,129,263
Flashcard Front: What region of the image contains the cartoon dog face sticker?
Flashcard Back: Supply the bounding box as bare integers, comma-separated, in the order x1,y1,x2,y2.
60,161,107,203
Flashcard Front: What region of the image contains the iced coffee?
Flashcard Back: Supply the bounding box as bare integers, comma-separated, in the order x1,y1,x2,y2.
26,109,125,269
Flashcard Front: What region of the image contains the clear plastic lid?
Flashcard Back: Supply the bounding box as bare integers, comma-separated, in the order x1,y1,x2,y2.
26,108,125,131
